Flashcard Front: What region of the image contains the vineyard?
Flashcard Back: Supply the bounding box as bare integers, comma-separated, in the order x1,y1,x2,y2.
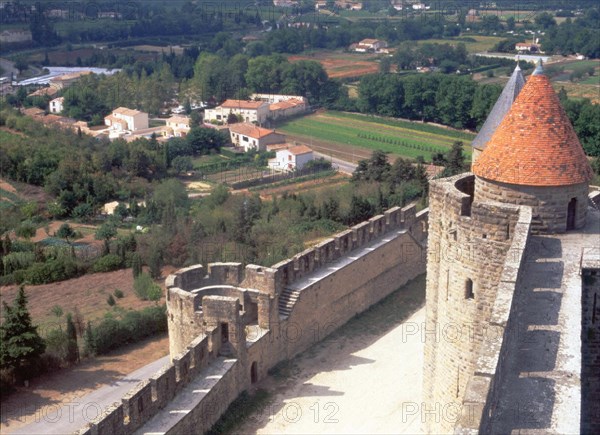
277,111,475,161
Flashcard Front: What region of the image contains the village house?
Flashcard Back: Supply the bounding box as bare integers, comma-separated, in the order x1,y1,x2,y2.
205,100,270,125
49,97,64,114
0,29,32,44
228,123,286,152
49,71,93,90
352,38,388,53
268,99,307,120
515,42,542,53
28,87,59,98
163,115,191,137
249,94,308,120
269,144,314,171
104,107,149,133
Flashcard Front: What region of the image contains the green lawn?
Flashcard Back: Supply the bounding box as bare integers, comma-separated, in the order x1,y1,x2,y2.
278,111,474,161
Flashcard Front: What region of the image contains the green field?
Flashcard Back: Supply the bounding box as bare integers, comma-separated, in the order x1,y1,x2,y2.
416,35,505,54
278,111,474,161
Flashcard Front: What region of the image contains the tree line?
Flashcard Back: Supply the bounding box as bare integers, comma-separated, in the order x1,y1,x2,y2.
356,72,600,156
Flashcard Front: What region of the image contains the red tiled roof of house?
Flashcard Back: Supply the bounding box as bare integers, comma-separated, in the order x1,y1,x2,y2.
229,122,275,139
221,100,266,110
473,70,593,186
287,145,313,155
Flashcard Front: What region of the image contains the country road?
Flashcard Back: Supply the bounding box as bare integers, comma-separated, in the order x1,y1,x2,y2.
315,152,357,175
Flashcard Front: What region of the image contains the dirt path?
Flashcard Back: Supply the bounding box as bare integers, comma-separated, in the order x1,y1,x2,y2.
1,334,169,433
237,275,426,434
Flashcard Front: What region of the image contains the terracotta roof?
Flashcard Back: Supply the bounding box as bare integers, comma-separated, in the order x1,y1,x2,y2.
221,100,266,110
286,145,313,156
473,68,593,186
269,99,305,111
167,115,190,125
229,122,275,139
472,65,525,151
113,107,144,117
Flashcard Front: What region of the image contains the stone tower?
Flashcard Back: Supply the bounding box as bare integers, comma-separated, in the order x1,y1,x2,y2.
423,62,593,433
473,61,593,233
471,64,525,165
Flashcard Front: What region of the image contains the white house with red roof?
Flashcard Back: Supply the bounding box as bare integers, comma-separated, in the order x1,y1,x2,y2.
205,99,270,125
228,123,286,152
269,144,314,171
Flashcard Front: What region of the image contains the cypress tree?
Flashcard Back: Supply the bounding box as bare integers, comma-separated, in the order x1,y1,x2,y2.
65,313,79,364
0,286,45,381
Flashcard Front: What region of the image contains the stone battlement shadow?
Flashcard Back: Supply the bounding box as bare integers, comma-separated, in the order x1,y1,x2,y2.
490,236,564,432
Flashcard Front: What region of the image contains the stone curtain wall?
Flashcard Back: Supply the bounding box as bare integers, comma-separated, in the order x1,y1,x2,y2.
475,177,588,234
80,204,428,435
422,173,530,434
78,335,216,435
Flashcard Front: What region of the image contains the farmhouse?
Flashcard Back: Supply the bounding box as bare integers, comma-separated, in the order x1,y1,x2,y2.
269,144,314,171
49,97,64,114
515,42,541,53
205,100,269,125
104,107,149,133
353,38,388,53
163,115,191,137
0,29,32,44
228,123,285,152
268,99,307,120
49,71,93,90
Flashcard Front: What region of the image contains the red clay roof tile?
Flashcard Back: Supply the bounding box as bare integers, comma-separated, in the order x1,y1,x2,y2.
473,74,593,186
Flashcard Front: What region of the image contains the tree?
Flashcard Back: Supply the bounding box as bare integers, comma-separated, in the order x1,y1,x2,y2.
445,141,467,176
0,287,46,381
186,127,227,155
83,321,96,357
95,222,117,255
131,253,143,278
345,195,375,226
56,223,76,256
172,156,194,174
390,157,415,185
65,313,79,364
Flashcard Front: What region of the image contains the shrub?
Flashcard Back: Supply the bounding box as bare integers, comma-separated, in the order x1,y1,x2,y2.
2,251,35,275
114,289,124,298
107,295,116,306
92,254,123,273
91,305,167,355
24,258,82,285
133,273,162,301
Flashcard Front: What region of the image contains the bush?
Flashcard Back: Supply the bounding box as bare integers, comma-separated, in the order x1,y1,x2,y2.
24,258,82,285
107,295,116,306
114,288,124,298
91,305,167,355
92,254,123,273
133,273,163,301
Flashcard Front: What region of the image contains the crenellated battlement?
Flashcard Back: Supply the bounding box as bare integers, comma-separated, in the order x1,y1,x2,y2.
79,335,215,435
79,203,429,435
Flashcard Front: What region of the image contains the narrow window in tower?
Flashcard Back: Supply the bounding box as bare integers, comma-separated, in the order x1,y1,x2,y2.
465,279,474,300
446,269,450,301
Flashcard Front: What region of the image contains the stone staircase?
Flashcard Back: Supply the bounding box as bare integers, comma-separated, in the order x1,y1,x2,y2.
278,287,301,318
218,341,234,357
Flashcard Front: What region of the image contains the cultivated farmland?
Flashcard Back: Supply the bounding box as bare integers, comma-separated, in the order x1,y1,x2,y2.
277,111,475,162
288,51,380,79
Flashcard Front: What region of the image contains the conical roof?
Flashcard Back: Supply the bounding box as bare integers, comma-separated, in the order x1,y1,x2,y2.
472,66,593,186
471,65,525,151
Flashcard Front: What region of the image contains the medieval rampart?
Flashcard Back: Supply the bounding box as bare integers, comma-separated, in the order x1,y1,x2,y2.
79,204,428,435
